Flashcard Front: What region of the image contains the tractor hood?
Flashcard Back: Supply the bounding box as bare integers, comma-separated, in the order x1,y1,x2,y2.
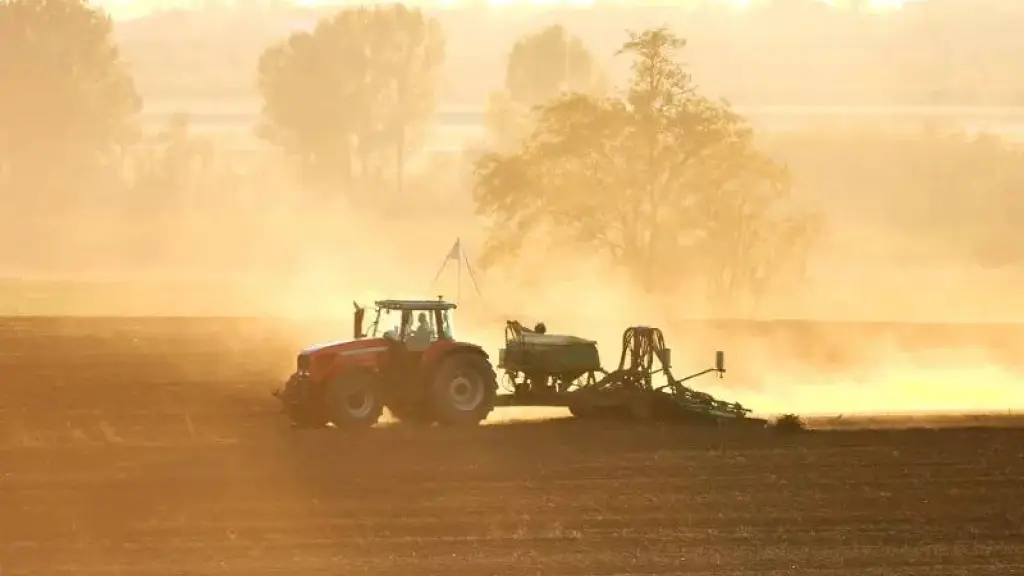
300,340,346,355
299,338,389,358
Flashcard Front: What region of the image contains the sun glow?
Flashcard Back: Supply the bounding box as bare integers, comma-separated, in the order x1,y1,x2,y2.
820,0,909,9
92,0,916,19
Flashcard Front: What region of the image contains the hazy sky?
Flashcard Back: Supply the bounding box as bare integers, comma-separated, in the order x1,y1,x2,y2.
92,0,915,20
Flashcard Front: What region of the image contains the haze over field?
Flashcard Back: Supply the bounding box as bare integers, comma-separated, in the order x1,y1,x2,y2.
112,0,1024,107
3,0,1024,414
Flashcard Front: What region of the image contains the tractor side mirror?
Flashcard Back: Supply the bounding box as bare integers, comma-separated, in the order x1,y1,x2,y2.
715,350,726,375
353,306,366,339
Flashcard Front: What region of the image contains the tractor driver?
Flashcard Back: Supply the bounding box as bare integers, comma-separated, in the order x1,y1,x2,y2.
409,312,434,346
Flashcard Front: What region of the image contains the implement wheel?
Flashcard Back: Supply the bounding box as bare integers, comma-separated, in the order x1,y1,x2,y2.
568,401,595,419
430,353,497,426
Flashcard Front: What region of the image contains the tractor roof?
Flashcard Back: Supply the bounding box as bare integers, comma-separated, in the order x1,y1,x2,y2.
375,299,458,311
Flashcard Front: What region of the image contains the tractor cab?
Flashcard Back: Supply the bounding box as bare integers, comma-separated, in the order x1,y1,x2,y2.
354,298,457,351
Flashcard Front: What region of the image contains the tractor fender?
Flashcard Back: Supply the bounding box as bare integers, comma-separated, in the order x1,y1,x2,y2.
421,342,491,380
419,344,497,409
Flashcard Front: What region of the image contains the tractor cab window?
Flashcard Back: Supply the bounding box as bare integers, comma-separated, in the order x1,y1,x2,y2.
404,310,436,349
377,308,401,340
441,308,454,340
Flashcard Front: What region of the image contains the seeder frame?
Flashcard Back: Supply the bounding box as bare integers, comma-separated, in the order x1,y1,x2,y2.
495,322,761,423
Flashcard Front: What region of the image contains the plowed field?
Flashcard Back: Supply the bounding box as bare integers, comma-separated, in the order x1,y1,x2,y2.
1,317,1022,575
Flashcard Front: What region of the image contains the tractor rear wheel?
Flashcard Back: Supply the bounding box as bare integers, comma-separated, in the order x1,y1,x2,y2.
324,370,384,428
429,353,497,426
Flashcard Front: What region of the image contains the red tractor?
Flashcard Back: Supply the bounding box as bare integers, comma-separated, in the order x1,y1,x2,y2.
273,298,497,428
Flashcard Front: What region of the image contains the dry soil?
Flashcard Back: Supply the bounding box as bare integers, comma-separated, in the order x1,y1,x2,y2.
0,317,1021,575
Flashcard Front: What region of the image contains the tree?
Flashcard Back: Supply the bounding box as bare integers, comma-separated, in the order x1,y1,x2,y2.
505,24,605,109
130,113,216,210
256,3,444,195
0,0,140,209
472,27,820,313
484,24,604,152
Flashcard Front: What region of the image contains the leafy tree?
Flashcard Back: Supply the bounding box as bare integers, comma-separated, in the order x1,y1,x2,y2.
505,24,605,108
130,113,216,208
472,27,820,312
482,89,531,155
484,24,604,152
765,128,1024,268
256,3,444,195
0,0,140,207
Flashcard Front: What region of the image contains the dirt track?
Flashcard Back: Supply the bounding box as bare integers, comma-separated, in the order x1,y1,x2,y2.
1,317,1022,575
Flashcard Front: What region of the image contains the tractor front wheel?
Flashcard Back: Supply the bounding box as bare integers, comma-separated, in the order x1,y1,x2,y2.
324,371,384,428
429,353,497,426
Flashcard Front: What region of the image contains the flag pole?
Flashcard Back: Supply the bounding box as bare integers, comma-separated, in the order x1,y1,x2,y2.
430,238,463,298
429,253,449,290
461,245,482,297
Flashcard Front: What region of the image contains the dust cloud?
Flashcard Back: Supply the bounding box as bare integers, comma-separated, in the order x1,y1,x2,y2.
5,150,1024,417
4,1,1024,417
140,188,1023,418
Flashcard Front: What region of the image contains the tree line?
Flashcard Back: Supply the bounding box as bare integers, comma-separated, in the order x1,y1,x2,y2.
121,0,1024,108
2,0,1020,313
